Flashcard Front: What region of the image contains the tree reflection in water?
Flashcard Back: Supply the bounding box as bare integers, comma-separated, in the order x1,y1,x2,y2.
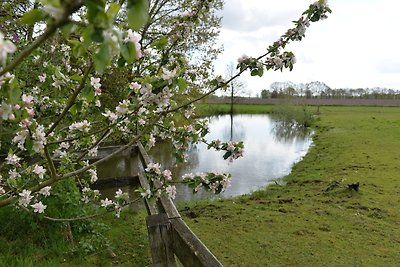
272,122,312,143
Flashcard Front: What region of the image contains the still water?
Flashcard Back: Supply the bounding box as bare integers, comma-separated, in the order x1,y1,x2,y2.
97,114,312,201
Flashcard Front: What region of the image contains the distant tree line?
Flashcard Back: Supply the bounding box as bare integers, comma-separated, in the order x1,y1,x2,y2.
260,81,400,99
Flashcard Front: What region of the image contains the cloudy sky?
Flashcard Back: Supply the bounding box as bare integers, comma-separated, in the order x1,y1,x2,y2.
213,0,400,96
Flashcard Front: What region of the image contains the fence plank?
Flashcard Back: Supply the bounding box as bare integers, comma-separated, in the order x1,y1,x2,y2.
147,214,178,267
170,218,223,267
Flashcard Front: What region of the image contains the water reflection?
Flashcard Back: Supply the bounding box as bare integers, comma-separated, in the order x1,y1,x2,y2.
96,114,312,202
272,123,312,143
151,114,312,201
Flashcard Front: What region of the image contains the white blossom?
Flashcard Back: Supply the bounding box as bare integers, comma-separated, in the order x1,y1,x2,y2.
115,189,128,200
129,82,141,91
0,102,14,120
39,186,51,197
18,189,33,207
12,129,29,149
115,100,130,115
145,162,161,174
165,185,176,199
69,120,91,133
90,77,101,90
31,201,47,213
140,189,152,199
22,94,34,106
6,153,21,166
162,169,172,181
88,169,98,183
9,169,21,179
161,68,176,81
88,146,98,157
38,74,46,83
237,54,249,64
102,110,118,123
33,164,46,179
32,125,47,153
101,198,113,207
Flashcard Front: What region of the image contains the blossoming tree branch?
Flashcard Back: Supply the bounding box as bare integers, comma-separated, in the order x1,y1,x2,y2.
0,0,330,219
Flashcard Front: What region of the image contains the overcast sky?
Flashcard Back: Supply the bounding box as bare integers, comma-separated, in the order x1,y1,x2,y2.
214,0,400,96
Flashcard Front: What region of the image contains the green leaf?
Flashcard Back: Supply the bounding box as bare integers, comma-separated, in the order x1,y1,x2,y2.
54,67,65,80
107,3,121,21
70,75,82,81
61,23,77,37
93,42,110,73
250,69,259,76
151,36,168,49
68,39,81,46
72,44,86,58
82,27,93,48
19,9,46,25
121,42,136,64
91,27,104,43
127,0,149,30
86,0,105,23
223,151,231,160
117,57,127,67
83,86,95,102
8,79,21,104
177,78,187,93
69,104,77,115
25,138,33,154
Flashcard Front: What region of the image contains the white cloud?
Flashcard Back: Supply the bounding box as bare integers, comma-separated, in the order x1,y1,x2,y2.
214,0,400,96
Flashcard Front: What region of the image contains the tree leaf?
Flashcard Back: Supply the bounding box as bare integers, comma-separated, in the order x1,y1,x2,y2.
177,78,187,93
107,3,121,21
8,79,21,104
19,9,46,25
127,0,149,30
121,42,136,63
93,42,110,73
91,27,104,43
151,36,168,49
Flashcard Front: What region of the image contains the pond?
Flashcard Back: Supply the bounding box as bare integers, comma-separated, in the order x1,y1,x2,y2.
97,114,312,202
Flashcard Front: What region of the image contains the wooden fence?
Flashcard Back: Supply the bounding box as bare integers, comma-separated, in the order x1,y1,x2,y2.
136,142,224,267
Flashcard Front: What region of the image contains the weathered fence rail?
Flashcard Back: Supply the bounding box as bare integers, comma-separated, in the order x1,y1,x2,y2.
137,142,224,267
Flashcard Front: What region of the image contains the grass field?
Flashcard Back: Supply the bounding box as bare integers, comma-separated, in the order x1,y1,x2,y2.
182,105,400,266
1,105,400,266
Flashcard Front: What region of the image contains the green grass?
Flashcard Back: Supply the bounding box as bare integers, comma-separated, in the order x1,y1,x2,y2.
2,105,400,266
0,207,151,267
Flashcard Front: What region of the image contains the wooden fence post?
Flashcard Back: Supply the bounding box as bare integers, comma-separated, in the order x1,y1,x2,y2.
146,214,177,267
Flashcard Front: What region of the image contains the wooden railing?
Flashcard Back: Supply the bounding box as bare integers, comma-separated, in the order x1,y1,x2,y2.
136,142,224,267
